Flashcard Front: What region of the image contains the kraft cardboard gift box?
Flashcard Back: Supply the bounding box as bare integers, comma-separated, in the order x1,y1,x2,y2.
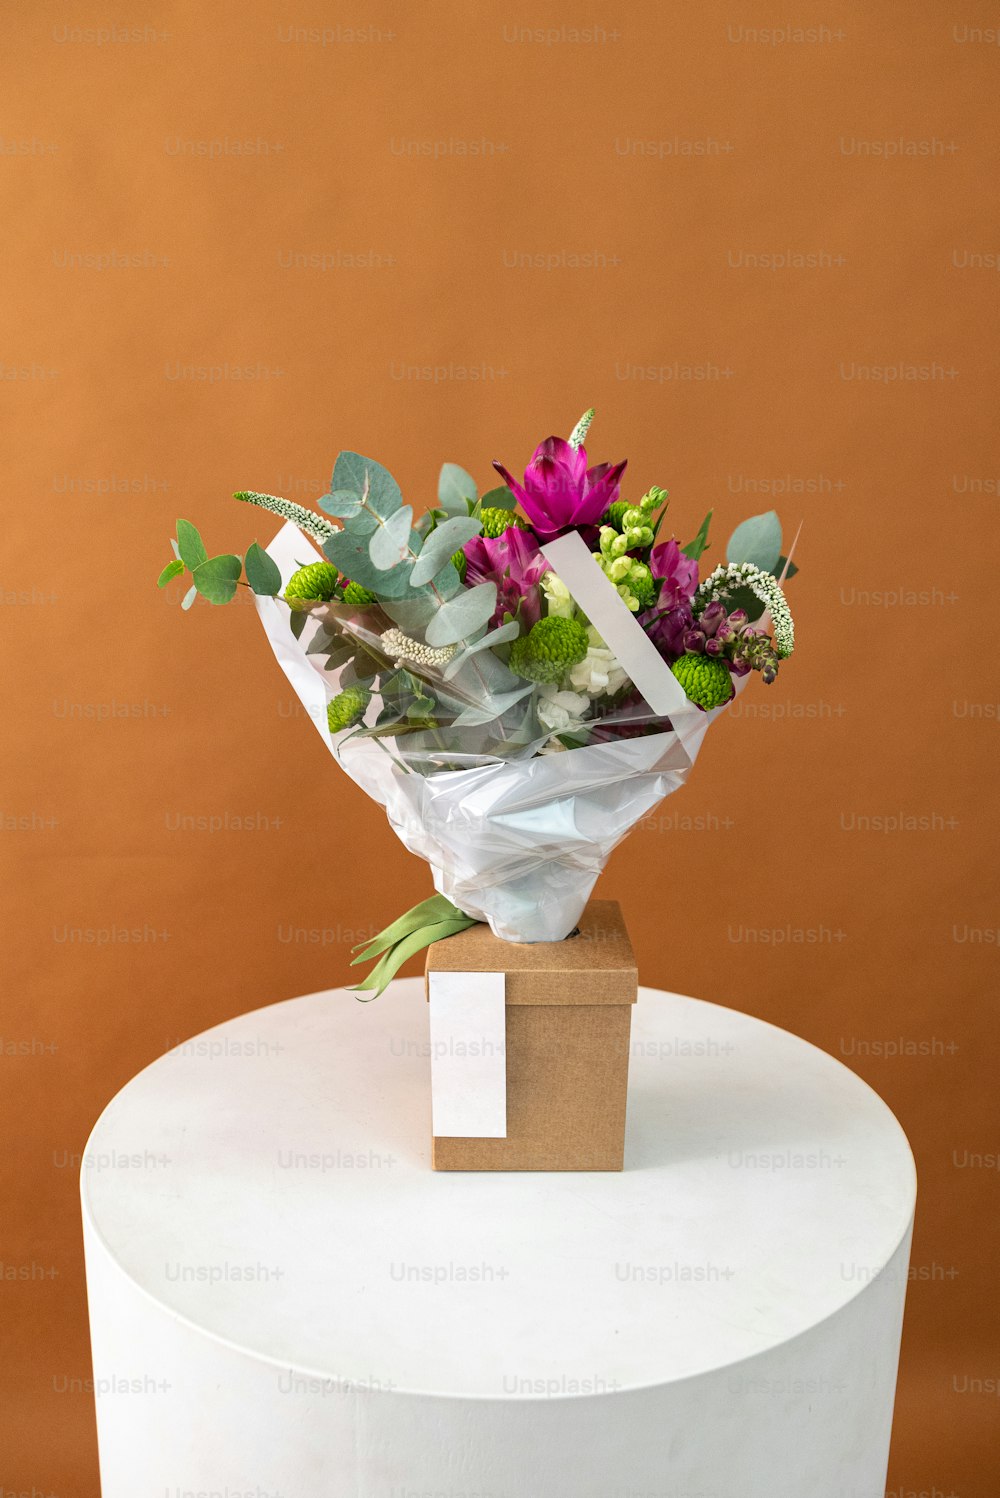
425,900,638,1171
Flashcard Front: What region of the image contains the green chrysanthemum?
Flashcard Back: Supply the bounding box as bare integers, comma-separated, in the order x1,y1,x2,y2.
327,685,371,734
479,507,529,539
671,655,734,711
284,562,341,603
343,580,377,607
451,549,467,583
509,616,590,685
601,500,632,532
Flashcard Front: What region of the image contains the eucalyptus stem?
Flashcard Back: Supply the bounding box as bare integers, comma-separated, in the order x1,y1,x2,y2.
356,494,510,741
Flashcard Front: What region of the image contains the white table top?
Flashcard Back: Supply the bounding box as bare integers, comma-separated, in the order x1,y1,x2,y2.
82,982,916,1400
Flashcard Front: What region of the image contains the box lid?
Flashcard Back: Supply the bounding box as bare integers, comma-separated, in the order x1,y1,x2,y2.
425,899,637,1005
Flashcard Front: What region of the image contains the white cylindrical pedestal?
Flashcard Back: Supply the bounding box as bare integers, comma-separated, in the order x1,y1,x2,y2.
81,982,916,1498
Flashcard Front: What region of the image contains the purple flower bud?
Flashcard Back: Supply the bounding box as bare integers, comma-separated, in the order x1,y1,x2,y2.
683,629,705,653
728,609,748,628
705,637,724,657
701,600,726,635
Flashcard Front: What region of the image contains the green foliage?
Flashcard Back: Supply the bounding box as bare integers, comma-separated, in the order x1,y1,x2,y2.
727,510,781,574
324,527,416,598
681,510,712,561
332,452,402,519
438,463,478,515
368,506,414,570
157,559,184,588
442,618,520,680
451,683,534,726
245,542,282,596
320,488,367,520
425,581,498,647
411,516,482,586
192,554,242,605
176,519,208,570
349,894,480,998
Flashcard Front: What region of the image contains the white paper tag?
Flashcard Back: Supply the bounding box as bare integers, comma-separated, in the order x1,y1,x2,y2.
428,972,507,1138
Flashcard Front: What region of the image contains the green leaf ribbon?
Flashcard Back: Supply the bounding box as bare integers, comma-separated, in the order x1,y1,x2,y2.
349,894,479,999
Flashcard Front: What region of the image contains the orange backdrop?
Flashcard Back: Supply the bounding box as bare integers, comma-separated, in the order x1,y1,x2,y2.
2,1,998,1492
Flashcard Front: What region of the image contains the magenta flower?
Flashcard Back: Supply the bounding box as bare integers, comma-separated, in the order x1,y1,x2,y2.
640,602,693,662
649,539,699,606
463,526,550,629
493,436,627,540
640,538,700,663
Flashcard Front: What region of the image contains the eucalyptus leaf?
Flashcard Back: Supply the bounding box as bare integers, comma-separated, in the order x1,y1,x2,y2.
192,554,242,605
339,506,379,537
431,560,463,600
448,641,523,697
438,463,477,515
305,627,339,657
324,527,418,599
775,555,800,581
425,581,498,647
727,510,782,573
176,519,207,571
369,506,414,570
381,594,440,635
332,451,403,519
244,542,282,596
157,558,184,588
181,584,197,611
320,488,366,520
411,516,482,586
451,683,534,728
443,618,520,679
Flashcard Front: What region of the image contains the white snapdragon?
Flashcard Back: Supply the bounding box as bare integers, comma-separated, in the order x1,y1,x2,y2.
567,627,630,698
541,571,576,619
536,684,590,736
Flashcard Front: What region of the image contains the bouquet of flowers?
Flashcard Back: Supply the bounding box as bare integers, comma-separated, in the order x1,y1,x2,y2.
157,410,797,992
